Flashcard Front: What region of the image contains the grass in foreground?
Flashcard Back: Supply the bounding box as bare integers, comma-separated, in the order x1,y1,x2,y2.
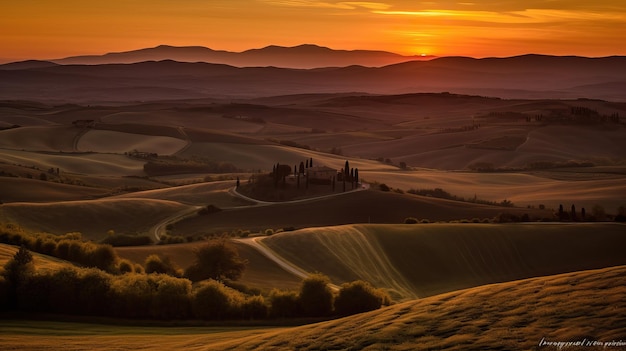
1,265,624,350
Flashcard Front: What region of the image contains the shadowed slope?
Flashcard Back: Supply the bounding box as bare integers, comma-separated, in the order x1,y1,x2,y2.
173,190,549,235
0,199,192,240
261,223,626,300
0,178,109,203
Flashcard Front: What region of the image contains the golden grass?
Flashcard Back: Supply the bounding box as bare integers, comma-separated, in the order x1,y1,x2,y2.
112,180,253,207
0,149,146,176
174,189,550,235
1,266,623,350
0,243,68,273
0,198,192,240
362,169,626,210
0,177,109,203
179,143,395,172
215,265,626,351
77,130,187,155
0,125,80,152
116,240,303,292
262,223,626,300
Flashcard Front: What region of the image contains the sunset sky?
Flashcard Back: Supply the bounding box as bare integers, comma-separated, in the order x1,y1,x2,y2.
1,0,625,62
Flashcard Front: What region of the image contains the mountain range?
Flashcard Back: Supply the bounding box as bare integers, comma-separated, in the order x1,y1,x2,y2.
46,44,431,69
1,45,625,102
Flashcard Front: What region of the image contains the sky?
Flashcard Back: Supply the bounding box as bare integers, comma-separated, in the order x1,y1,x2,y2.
1,0,625,62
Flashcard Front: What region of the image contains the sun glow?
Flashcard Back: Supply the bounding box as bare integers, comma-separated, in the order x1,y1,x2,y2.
0,1,624,61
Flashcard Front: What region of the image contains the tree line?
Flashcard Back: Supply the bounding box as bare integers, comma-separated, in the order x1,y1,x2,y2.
0,224,391,320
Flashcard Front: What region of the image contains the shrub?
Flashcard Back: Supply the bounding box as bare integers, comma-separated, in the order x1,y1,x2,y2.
264,229,275,236
298,274,334,317
420,219,431,224
494,212,521,223
198,205,222,216
152,275,192,319
184,239,247,282
242,295,268,320
404,217,418,224
334,280,391,316
118,259,135,274
269,289,300,318
145,254,182,277
379,183,391,192
110,273,154,318
192,280,244,320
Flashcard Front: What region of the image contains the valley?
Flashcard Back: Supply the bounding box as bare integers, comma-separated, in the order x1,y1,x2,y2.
1,53,625,350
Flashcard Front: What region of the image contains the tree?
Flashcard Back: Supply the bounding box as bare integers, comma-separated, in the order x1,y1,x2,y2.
309,157,313,168
334,280,390,316
3,246,34,307
571,204,577,221
185,239,248,282
298,273,334,317
144,254,181,277
344,160,350,179
581,207,586,220
192,280,243,320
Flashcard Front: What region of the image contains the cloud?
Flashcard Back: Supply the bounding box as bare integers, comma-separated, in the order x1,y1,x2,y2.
258,0,390,10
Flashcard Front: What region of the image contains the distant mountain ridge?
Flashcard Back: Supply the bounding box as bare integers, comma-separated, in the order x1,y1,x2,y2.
49,44,431,68
1,53,625,102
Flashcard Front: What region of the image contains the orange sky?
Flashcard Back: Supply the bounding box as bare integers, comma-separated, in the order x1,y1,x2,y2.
1,1,625,62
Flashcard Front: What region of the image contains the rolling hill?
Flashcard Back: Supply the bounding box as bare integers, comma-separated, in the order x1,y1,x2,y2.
260,223,626,300
172,189,553,235
215,265,626,351
2,55,625,102
1,264,623,350
0,198,193,239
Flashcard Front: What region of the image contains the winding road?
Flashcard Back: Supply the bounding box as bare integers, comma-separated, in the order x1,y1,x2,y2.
235,236,340,291
149,181,370,286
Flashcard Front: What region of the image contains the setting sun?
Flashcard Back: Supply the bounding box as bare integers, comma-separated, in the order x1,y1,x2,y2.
1,1,625,62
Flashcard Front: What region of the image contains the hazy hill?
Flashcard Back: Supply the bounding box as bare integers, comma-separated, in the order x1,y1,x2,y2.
2,55,625,102
49,44,428,68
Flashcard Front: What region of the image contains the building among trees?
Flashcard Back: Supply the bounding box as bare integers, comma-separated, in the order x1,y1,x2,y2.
307,166,337,184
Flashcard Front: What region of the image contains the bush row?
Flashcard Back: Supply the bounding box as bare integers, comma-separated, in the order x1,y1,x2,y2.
0,224,120,272
1,250,390,320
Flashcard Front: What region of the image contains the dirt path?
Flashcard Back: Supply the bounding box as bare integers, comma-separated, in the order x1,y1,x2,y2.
229,182,369,207
149,205,203,242
235,236,340,291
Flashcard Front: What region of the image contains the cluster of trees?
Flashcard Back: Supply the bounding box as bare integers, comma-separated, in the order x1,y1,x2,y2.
337,160,359,191
557,204,626,222
0,245,390,320
0,225,120,273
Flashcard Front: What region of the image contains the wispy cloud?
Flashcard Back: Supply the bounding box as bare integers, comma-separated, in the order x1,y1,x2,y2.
258,0,390,10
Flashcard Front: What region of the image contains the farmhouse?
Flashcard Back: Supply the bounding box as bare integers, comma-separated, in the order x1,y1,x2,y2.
308,166,337,181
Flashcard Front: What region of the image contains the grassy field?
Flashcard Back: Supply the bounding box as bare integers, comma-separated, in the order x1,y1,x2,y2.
262,223,626,300
362,169,626,210
1,265,624,350
174,189,552,235
116,240,303,292
0,243,68,273
0,198,193,240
